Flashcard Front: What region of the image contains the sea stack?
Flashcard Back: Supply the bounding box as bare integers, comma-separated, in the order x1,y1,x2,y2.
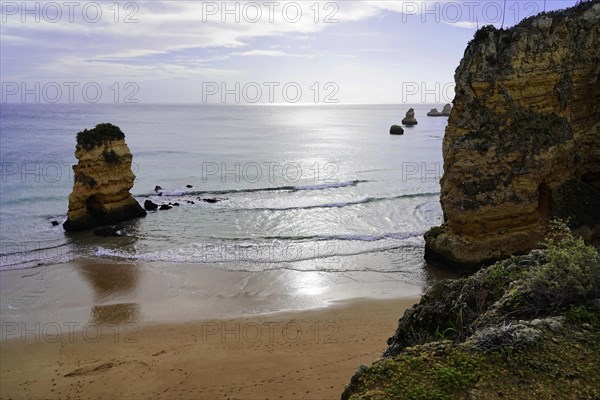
424,2,600,270
401,108,418,126
441,103,452,116
427,108,442,117
63,123,146,232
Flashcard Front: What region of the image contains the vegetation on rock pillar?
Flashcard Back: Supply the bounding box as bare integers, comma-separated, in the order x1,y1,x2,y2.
76,123,126,150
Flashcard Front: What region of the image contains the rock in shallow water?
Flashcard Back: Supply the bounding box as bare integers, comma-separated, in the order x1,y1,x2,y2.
63,123,146,232
144,200,159,211
389,125,404,135
401,108,418,126
94,225,125,237
427,108,442,117
441,103,452,116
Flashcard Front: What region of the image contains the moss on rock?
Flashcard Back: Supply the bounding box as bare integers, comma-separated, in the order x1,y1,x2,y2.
343,224,600,399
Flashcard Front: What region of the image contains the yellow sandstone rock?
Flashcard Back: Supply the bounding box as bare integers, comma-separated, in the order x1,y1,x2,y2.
63,123,146,232
425,2,600,270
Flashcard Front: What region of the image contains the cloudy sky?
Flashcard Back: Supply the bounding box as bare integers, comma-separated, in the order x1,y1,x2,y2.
1,0,577,104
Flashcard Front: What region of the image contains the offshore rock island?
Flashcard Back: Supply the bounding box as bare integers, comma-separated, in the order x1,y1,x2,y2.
63,123,146,232
425,1,600,270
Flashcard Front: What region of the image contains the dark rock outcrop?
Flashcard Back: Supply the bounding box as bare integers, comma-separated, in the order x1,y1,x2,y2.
401,108,418,126
427,108,442,117
94,225,125,237
425,1,600,270
441,103,452,116
144,200,159,211
389,125,405,135
159,204,172,210
63,124,146,232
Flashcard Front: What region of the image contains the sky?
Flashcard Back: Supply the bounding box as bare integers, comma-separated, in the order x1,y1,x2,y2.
0,0,579,104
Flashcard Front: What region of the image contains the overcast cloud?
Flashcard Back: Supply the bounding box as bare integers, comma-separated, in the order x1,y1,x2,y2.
0,0,577,103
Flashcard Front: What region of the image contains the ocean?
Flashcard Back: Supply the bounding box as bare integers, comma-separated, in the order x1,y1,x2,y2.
0,103,445,287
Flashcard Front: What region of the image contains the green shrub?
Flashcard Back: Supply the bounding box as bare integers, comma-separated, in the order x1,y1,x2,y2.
498,220,599,318
535,220,600,301
76,123,125,150
346,221,600,400
565,305,599,326
468,25,498,46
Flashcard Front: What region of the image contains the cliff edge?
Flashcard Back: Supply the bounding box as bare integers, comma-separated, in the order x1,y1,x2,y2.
63,123,146,232
343,223,600,399
425,1,600,270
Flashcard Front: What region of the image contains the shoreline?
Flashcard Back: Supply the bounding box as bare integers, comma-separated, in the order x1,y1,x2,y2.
1,296,419,400
1,259,434,398
0,259,433,329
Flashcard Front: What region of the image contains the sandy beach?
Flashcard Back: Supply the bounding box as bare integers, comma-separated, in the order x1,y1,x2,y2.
1,297,418,400
0,261,428,399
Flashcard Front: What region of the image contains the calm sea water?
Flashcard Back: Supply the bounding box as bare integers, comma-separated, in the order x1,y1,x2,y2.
0,104,445,285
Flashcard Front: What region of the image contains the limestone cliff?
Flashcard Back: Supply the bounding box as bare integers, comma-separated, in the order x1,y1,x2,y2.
425,1,600,270
63,123,146,232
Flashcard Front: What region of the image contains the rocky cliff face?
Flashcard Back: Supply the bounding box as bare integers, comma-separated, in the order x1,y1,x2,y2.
425,1,600,270
63,123,146,232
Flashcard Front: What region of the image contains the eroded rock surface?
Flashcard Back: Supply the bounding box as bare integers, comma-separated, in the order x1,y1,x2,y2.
426,2,600,270
64,123,146,231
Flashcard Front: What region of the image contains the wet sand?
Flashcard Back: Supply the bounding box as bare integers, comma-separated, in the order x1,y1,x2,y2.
0,260,428,399
0,260,429,326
